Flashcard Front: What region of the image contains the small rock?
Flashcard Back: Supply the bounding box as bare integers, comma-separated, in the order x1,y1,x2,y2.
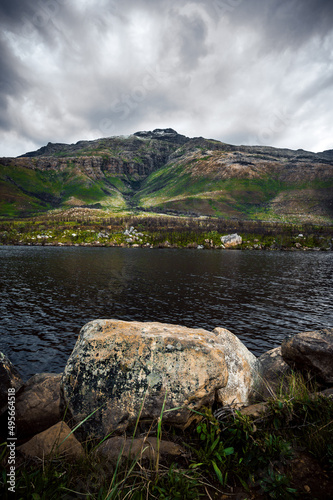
17,421,84,460
320,388,333,399
15,373,62,438
281,328,333,385
97,436,186,464
254,347,292,400
240,402,268,418
0,352,23,415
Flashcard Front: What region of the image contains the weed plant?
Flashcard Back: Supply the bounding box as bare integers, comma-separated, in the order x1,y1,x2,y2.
1,217,332,249
1,373,333,498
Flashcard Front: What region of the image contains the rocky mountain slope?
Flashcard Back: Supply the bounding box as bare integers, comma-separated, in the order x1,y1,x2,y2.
1,128,332,222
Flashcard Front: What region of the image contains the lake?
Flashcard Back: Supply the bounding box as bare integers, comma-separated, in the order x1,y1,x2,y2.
0,246,332,380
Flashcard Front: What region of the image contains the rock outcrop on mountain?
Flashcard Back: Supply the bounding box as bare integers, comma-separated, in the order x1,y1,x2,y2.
7,130,181,181
1,128,332,220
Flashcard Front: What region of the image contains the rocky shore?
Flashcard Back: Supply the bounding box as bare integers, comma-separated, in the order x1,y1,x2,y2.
1,228,332,251
1,323,333,446
1,321,333,498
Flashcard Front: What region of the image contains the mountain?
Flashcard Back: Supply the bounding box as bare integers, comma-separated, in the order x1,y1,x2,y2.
1,128,333,222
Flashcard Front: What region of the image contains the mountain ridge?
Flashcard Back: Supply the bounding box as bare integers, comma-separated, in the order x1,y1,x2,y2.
1,129,332,222
18,128,333,161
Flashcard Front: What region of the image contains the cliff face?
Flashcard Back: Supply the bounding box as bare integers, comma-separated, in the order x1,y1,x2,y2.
0,129,332,222
14,129,184,181
2,155,158,181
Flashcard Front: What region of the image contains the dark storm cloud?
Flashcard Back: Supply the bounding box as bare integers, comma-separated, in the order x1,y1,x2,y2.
237,0,333,57
0,38,24,99
0,0,35,26
199,0,333,46
0,0,332,155
0,36,30,129
0,0,69,42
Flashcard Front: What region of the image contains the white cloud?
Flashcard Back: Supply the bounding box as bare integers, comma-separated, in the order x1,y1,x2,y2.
0,0,332,156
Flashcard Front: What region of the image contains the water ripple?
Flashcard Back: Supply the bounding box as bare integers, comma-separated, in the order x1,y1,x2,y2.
0,246,332,379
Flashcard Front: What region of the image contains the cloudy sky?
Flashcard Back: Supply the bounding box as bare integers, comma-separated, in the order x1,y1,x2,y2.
1,0,332,157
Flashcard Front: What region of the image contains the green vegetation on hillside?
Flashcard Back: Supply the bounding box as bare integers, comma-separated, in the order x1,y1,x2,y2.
0,163,126,217
137,168,284,208
136,163,333,222
1,129,332,223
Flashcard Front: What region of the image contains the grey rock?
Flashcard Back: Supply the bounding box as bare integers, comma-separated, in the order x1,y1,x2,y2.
254,347,292,400
97,436,186,464
240,402,268,418
61,319,231,440
61,319,261,441
320,388,333,399
213,327,260,406
16,373,62,438
220,234,242,247
281,328,333,385
0,352,23,415
133,128,188,144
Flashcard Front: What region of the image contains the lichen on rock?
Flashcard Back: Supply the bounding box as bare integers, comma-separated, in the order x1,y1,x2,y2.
61,319,262,441
61,320,231,440
213,327,260,405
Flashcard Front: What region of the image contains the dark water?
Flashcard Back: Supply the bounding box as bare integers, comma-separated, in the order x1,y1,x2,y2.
0,246,332,380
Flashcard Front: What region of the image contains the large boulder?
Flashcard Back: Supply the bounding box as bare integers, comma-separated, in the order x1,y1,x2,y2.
61,319,259,440
0,352,23,415
254,347,292,400
281,328,333,385
16,373,62,438
212,327,259,405
61,320,228,439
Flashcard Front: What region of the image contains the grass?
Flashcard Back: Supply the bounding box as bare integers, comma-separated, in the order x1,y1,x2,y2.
0,163,128,217
1,215,332,250
136,165,333,221
1,144,333,223
1,372,333,498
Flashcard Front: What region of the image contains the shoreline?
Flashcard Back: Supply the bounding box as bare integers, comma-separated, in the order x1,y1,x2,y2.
1,324,333,498
1,216,333,250
1,241,332,251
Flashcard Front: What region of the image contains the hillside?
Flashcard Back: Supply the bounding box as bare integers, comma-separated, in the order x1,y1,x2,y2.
1,128,333,223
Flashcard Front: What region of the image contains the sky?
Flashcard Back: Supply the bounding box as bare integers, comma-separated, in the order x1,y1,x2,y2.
1,0,333,157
